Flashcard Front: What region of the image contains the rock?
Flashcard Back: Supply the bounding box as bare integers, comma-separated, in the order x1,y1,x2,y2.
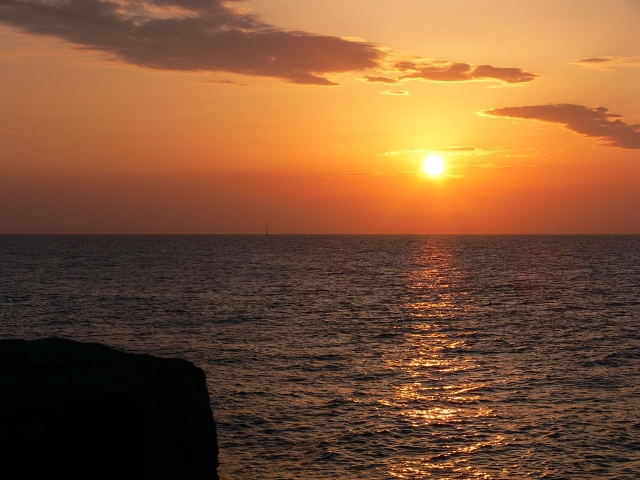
0,337,219,480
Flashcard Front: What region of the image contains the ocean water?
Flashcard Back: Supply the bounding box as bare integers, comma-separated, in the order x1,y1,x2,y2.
1,235,639,479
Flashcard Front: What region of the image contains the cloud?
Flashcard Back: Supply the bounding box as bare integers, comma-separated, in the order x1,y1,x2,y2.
571,56,640,70
342,171,384,176
473,163,541,169
0,0,381,85
483,104,640,149
343,171,462,178
575,57,613,64
363,61,538,85
0,0,540,86
201,78,248,86
396,61,538,84
380,90,409,96
362,76,399,84
379,145,512,157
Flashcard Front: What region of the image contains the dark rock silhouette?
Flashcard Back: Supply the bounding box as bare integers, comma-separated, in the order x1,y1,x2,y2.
0,337,219,480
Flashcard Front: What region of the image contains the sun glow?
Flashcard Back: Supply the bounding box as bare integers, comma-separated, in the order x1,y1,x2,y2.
422,155,445,177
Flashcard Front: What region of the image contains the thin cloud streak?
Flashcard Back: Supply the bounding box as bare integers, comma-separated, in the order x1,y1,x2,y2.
380,90,409,96
362,76,398,84
472,163,541,169
379,146,483,156
483,104,640,149
201,78,248,86
575,57,613,64
343,171,463,178
571,56,640,70
378,145,540,157
0,0,539,86
363,61,538,85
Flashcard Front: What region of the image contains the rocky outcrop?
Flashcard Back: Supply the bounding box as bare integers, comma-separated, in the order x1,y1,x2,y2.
0,337,218,480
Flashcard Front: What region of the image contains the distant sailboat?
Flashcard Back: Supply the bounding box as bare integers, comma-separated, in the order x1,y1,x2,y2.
265,226,269,237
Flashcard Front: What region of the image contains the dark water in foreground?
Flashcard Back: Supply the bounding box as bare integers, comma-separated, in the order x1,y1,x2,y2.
1,235,639,479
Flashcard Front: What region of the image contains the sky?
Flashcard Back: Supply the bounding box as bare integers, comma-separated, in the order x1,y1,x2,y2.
1,0,639,233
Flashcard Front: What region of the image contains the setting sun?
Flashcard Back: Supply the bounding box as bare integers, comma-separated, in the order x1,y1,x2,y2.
422,155,445,177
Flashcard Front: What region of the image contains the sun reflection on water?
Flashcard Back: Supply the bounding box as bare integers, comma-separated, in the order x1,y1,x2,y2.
385,239,503,479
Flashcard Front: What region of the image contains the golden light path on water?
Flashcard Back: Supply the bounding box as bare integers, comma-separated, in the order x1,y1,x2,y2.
385,241,505,479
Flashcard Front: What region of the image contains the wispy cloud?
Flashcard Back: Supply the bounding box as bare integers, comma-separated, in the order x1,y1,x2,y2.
380,146,478,156
397,61,538,84
343,171,462,178
472,163,541,169
482,104,640,149
201,78,248,86
362,76,399,84
0,0,540,86
342,171,414,176
363,61,538,85
571,56,640,70
378,145,536,157
379,90,409,96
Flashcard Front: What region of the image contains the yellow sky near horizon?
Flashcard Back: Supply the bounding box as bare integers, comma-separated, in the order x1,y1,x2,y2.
1,0,639,233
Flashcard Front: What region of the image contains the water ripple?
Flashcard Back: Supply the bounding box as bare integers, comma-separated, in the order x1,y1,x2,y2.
1,234,639,479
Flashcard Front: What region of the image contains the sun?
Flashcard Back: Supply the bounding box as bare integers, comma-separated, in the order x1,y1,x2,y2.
422,155,445,177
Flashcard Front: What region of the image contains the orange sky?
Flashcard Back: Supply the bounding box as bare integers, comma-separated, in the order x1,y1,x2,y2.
1,0,639,233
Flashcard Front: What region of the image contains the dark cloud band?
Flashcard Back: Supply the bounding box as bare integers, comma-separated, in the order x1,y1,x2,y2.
484,104,640,149
0,0,539,86
399,62,538,84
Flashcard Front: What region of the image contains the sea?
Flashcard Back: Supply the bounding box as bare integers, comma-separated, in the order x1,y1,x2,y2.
1,235,639,479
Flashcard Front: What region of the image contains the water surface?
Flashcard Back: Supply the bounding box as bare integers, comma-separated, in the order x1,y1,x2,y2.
1,235,638,479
